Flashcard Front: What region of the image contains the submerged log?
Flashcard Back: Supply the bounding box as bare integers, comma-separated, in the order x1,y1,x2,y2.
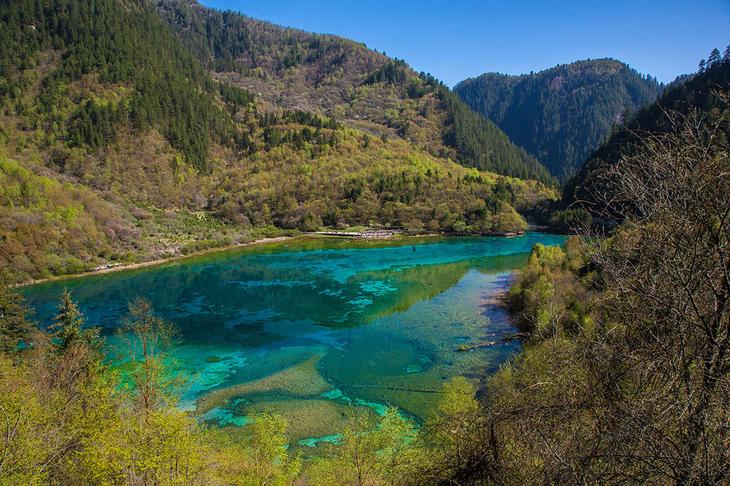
456,332,530,352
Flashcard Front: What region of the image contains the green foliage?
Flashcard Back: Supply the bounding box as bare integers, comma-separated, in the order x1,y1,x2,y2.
0,0,236,171
0,0,561,287
119,299,178,415
365,59,409,85
507,238,594,337
155,0,552,183
0,155,134,283
0,285,31,352
207,412,301,485
67,100,124,150
304,407,419,485
208,131,552,234
455,59,662,181
219,82,256,115
49,290,91,351
0,356,48,485
566,52,730,209
437,83,555,184
548,207,593,233
463,111,730,481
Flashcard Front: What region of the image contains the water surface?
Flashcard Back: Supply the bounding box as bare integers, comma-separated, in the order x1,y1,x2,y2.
23,234,565,444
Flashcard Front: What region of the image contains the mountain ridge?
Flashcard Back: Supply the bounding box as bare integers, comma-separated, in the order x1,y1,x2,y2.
454,58,662,181
564,53,730,214
154,0,554,183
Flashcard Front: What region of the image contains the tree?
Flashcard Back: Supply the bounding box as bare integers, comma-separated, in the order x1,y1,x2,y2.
430,105,730,484
699,59,707,73
0,355,49,485
49,290,95,351
586,107,730,483
411,377,494,484
246,412,301,484
304,407,418,485
0,284,31,352
708,47,721,66
119,299,176,419
724,45,730,62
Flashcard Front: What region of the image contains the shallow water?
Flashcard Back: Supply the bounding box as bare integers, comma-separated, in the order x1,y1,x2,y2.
23,233,565,444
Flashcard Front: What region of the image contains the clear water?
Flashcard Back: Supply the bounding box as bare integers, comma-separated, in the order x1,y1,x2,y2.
22,233,565,445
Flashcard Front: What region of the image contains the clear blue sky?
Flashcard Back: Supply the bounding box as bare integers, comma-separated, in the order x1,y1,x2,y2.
201,0,729,86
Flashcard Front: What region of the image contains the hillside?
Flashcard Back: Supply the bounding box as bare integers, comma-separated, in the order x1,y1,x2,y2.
565,51,730,215
0,0,555,284
154,0,553,183
454,59,662,181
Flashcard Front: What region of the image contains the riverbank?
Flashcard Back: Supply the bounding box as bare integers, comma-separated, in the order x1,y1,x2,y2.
11,236,294,288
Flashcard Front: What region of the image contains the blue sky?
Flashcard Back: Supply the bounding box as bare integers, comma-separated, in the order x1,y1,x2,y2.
201,0,729,86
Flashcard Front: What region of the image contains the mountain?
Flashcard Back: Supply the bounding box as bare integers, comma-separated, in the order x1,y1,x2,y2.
154,0,553,183
564,53,730,215
0,0,555,284
454,59,662,181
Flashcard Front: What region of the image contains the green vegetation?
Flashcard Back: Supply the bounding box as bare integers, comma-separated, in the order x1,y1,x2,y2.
0,127,555,283
2,83,727,484
4,1,727,481
455,59,662,181
566,49,730,211
207,129,551,233
0,154,133,282
0,0,235,172
0,287,490,485
0,0,556,285
155,0,553,183
426,76,730,484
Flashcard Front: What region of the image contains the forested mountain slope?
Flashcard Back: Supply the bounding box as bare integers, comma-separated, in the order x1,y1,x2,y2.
154,0,552,183
0,0,555,284
565,51,730,213
454,59,662,180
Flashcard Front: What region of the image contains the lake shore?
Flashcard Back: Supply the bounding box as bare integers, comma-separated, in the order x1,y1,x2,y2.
13,230,533,288
12,235,295,288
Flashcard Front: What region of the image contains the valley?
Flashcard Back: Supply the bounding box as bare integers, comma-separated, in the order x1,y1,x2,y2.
0,0,727,484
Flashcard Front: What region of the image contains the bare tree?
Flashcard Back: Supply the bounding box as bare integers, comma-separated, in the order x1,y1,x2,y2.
431,100,730,485
586,102,730,483
119,299,176,420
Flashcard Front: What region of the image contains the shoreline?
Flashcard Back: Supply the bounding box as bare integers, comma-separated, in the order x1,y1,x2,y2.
12,230,542,289
11,236,295,289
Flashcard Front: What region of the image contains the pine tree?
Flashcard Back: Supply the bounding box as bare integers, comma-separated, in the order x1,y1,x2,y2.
698,59,706,73
723,45,730,62
0,285,31,352
708,48,721,67
50,290,86,350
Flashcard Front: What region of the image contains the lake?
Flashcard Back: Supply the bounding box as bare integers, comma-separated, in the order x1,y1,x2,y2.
22,233,565,446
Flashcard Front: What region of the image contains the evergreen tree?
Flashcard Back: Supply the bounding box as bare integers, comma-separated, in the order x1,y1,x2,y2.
50,290,90,351
708,48,721,66
566,57,730,211
0,285,31,352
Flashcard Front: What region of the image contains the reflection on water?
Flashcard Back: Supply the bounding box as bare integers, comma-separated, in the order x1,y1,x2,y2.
23,233,565,444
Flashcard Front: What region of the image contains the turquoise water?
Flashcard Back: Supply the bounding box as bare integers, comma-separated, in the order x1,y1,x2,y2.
22,233,565,444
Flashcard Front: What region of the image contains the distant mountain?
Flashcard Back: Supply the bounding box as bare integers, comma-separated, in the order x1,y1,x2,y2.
454,59,662,181
564,52,730,214
154,0,553,183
